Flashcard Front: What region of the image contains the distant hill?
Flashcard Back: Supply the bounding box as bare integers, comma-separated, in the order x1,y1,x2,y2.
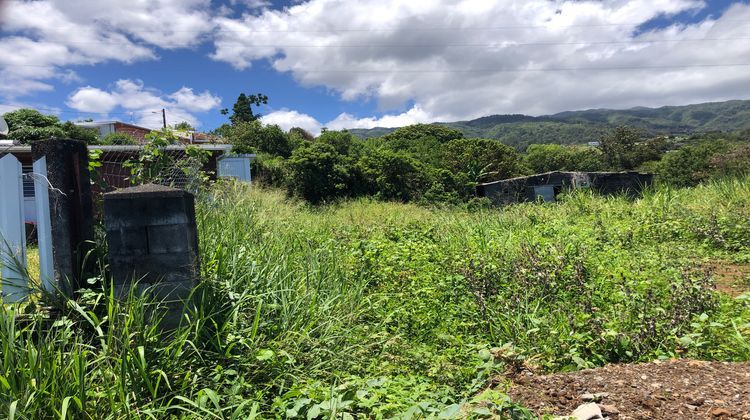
348,99,750,149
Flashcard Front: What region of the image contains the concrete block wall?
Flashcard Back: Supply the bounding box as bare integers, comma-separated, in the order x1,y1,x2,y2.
103,184,199,328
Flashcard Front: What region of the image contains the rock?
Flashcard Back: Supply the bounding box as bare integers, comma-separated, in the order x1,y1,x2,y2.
685,404,698,411
711,408,731,417
598,404,620,415
571,402,604,420
687,396,705,406
581,392,609,402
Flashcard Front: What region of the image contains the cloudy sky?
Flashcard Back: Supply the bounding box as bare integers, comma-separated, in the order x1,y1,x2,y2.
1,0,749,134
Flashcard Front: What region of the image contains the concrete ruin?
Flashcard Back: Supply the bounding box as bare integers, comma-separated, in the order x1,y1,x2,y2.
476,171,653,206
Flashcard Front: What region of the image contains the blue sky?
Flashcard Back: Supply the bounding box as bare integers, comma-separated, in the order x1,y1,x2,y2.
1,0,749,134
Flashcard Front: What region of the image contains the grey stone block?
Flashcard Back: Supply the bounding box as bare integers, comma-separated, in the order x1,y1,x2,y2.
103,184,199,330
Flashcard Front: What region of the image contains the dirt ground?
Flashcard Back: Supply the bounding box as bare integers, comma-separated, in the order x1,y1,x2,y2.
706,261,750,297
506,359,750,419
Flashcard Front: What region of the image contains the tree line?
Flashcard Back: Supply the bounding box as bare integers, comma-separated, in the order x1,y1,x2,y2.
3,94,749,205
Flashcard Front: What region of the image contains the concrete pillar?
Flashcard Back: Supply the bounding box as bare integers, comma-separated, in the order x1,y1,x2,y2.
31,138,95,296
103,184,199,328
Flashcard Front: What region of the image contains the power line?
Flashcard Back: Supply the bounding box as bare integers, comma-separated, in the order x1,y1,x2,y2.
16,35,749,48
61,19,750,33
242,63,750,73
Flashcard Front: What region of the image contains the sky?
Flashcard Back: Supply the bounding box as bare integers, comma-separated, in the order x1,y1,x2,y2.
1,0,749,135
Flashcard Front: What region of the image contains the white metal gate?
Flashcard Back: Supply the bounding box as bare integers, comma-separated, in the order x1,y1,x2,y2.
0,154,54,302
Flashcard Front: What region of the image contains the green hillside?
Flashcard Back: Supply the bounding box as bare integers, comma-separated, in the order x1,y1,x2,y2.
349,99,750,149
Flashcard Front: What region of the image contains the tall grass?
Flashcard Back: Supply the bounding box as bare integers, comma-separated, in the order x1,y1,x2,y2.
1,179,749,418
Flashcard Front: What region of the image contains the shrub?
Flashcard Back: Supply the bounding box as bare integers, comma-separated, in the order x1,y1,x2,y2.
227,120,293,157
442,138,526,183
357,148,431,201
286,142,355,203
101,132,139,145
525,144,606,173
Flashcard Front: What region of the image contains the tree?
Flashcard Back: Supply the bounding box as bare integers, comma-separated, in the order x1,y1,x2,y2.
173,121,195,131
357,148,431,201
317,130,355,155
525,144,606,173
287,142,355,204
599,126,665,170
3,108,98,144
656,142,723,187
221,93,268,125
226,120,293,158
382,124,464,144
379,124,464,167
442,138,525,183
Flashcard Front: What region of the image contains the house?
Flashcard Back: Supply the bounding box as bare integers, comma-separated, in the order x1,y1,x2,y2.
75,121,154,143
75,121,223,145
476,171,653,206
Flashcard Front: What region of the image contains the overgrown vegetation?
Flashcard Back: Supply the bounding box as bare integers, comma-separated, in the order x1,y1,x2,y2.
2,108,99,144
2,178,749,418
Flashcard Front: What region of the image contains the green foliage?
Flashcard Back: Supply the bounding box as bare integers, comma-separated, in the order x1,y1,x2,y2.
2,108,99,144
101,132,139,145
382,123,464,144
2,179,750,417
286,142,355,203
442,138,526,183
317,129,356,155
657,142,727,187
174,121,195,131
357,148,430,201
599,126,665,170
525,144,606,173
4,107,60,128
252,153,288,188
123,129,209,191
709,144,750,179
226,121,292,158
222,93,268,125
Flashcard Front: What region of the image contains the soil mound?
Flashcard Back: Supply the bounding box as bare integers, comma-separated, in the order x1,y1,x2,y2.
508,359,750,419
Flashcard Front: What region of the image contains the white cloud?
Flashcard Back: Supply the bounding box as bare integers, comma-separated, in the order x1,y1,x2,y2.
170,87,223,112
212,0,750,124
0,0,212,98
261,109,323,135
66,87,119,113
66,79,222,128
262,105,438,136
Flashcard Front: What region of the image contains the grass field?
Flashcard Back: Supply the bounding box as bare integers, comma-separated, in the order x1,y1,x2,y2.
2,178,750,418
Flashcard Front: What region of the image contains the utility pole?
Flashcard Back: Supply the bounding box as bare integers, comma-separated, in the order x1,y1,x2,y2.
161,109,167,129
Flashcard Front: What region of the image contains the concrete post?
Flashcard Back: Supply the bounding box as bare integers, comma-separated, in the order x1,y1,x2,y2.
31,138,95,296
103,184,199,329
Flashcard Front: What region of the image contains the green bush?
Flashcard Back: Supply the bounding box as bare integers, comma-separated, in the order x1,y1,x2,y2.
101,132,139,145
2,179,750,418
525,144,606,173
357,148,431,201
2,108,98,144
227,120,293,158
286,142,356,203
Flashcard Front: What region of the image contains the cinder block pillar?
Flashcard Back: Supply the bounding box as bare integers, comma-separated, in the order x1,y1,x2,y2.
103,184,199,328
31,138,95,296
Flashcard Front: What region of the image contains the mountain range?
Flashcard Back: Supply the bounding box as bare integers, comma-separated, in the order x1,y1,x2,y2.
348,99,750,149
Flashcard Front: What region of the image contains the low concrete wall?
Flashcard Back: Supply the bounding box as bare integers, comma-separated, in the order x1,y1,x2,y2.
103,184,199,328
